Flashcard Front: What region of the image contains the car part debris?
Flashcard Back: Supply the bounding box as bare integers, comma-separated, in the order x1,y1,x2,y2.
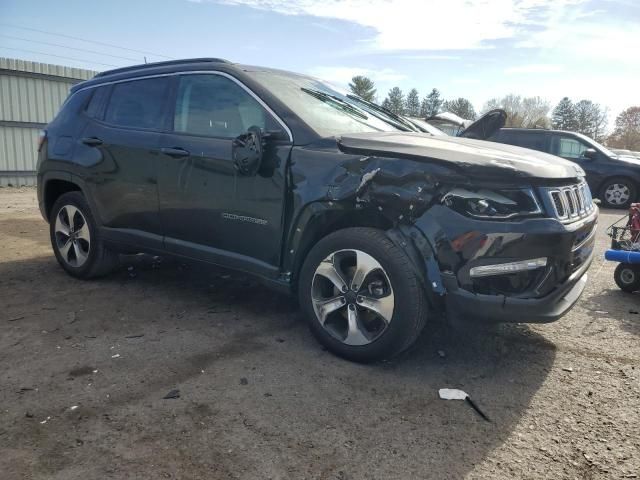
438,388,490,422
162,389,180,399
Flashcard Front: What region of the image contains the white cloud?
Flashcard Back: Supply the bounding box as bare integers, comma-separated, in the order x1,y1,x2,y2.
307,66,406,86
217,0,588,51
505,64,564,74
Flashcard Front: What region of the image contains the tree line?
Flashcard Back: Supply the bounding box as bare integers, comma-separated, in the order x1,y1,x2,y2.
348,75,640,150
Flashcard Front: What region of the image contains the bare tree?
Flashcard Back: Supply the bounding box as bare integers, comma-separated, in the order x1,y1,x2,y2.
482,94,550,128
608,106,640,150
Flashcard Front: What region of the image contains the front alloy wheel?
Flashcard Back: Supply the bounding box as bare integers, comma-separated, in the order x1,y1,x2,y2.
312,249,395,346
299,227,427,362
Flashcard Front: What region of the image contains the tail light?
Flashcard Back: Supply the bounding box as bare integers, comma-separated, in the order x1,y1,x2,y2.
37,130,47,152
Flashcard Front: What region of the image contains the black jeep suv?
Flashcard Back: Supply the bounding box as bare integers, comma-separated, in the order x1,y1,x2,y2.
37,58,597,362
490,127,640,209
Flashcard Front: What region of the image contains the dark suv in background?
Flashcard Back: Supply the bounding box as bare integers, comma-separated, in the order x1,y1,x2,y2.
490,128,640,208
37,58,597,362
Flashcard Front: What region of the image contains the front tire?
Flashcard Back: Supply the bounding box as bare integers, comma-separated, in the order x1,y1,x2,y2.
49,192,119,279
600,177,636,209
614,263,640,293
298,227,427,362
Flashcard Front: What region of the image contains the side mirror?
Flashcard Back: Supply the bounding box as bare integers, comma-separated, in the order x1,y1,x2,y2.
232,126,264,176
583,148,598,160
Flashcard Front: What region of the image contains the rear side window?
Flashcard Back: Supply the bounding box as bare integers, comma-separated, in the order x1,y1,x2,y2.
85,86,110,119
173,74,278,138
104,78,169,130
495,131,547,152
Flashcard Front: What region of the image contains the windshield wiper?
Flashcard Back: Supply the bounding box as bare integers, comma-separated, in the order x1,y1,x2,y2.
346,94,417,132
301,88,369,120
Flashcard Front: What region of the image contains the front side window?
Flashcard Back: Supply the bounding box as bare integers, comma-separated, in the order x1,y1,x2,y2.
173,74,277,138
104,78,169,130
552,135,589,159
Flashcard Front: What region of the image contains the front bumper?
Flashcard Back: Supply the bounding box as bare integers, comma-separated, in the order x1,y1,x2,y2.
412,205,597,324
442,255,590,323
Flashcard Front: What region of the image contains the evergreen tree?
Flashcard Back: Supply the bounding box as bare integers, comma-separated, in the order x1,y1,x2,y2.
420,88,443,117
384,87,405,115
381,98,392,111
442,97,476,120
405,88,420,117
348,76,376,102
572,99,607,140
551,97,577,130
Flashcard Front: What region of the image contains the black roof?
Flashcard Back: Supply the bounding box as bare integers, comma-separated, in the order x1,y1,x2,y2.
94,58,231,78
72,57,235,93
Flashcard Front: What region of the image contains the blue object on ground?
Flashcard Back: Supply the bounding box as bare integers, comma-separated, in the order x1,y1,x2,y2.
605,249,640,264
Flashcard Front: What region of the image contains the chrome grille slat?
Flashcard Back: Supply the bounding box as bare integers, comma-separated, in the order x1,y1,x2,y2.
544,182,594,223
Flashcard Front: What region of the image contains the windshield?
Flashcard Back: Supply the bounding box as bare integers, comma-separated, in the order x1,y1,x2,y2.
404,117,447,136
246,70,398,137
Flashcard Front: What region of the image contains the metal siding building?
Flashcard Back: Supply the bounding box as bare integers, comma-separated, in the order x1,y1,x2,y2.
0,58,97,187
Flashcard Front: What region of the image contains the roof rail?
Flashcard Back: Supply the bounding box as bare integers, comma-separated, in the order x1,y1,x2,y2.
94,58,232,78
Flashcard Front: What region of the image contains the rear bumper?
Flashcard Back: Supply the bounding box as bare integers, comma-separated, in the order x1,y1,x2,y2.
442,250,592,324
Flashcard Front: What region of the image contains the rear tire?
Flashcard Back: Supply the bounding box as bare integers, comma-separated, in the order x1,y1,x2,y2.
49,192,119,279
614,263,640,293
600,177,636,209
298,227,427,363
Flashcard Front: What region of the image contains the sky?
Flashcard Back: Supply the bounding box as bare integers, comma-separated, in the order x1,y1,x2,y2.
1,0,639,126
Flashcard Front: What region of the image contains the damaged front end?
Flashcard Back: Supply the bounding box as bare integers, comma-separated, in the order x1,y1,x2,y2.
286,133,597,325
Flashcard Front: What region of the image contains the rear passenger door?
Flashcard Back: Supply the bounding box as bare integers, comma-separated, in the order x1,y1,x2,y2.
80,77,170,250
157,73,292,274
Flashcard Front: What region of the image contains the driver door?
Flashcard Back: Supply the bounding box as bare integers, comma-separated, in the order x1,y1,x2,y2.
157,73,291,272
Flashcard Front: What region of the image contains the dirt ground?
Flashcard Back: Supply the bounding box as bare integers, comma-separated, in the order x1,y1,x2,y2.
0,187,638,480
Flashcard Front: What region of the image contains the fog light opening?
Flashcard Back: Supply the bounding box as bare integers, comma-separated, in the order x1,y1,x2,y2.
469,258,548,278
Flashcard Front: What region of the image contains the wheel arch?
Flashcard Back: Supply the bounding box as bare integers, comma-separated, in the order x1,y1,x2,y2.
43,178,82,221
285,203,393,290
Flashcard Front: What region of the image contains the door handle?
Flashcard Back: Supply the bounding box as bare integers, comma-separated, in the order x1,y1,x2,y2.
160,147,190,158
81,137,103,147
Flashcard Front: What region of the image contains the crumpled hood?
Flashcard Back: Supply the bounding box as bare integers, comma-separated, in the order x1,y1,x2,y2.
338,132,583,180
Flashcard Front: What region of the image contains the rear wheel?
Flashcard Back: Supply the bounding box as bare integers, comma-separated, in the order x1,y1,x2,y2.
50,192,119,279
600,177,636,209
298,227,427,362
614,263,640,293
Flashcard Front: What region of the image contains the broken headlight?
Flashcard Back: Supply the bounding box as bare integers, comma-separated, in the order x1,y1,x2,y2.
442,187,542,220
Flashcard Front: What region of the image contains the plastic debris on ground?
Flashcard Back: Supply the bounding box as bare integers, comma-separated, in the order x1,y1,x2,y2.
163,389,180,399
438,388,491,422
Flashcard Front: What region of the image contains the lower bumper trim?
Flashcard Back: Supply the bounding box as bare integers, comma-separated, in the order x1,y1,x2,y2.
442,269,589,324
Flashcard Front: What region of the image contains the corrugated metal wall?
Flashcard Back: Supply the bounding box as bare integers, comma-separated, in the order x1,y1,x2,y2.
0,58,98,187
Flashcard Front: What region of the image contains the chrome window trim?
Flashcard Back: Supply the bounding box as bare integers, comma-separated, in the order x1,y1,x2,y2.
72,71,294,143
